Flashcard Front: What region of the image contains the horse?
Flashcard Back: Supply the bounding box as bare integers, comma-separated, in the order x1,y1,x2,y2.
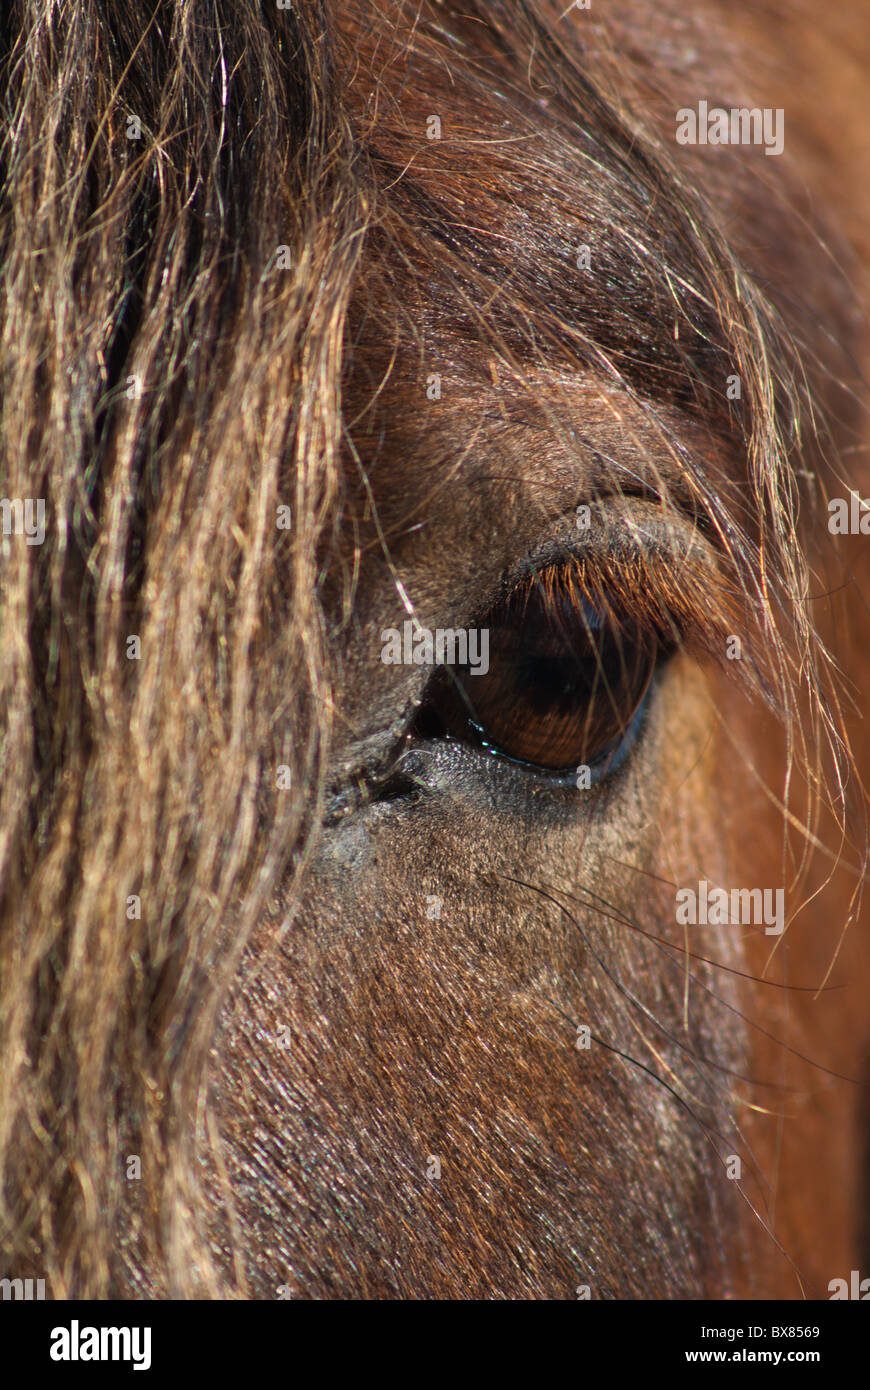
1,0,869,1300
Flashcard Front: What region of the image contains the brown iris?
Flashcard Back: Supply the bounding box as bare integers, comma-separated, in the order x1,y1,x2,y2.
415,562,660,773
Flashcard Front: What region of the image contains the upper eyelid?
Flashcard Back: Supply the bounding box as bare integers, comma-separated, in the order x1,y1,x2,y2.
478,498,776,711
485,498,734,638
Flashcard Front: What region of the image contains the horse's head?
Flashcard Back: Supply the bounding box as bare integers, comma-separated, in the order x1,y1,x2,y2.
2,0,869,1299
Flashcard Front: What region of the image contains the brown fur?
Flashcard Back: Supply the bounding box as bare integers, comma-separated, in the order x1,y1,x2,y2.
1,0,869,1298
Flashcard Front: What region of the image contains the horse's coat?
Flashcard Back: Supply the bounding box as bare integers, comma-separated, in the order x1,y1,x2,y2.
1,0,870,1300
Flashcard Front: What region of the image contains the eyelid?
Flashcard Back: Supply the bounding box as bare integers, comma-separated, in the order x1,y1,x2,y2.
489,497,758,687
480,494,772,717
560,542,735,660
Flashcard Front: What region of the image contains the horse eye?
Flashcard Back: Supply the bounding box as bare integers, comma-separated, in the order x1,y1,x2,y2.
413,565,661,775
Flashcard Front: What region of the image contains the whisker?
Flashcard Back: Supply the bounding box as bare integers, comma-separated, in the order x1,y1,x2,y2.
500,872,797,1096
503,872,859,1088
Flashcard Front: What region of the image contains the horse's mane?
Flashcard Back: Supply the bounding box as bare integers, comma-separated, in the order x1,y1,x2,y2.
0,0,860,1296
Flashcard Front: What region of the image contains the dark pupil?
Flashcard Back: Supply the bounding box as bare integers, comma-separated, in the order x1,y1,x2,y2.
422,581,656,772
